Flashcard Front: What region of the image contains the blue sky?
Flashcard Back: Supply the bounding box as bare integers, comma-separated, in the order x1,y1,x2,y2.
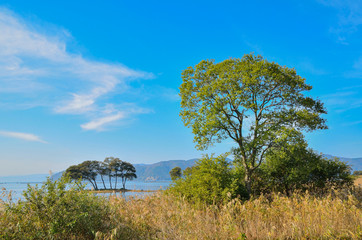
0,0,362,175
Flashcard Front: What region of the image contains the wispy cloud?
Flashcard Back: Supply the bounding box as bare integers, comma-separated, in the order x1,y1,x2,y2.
0,8,153,130
0,131,47,143
81,113,125,131
321,90,362,113
318,0,362,44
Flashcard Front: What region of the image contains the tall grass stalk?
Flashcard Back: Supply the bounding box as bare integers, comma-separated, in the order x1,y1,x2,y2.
1,182,361,239
107,190,361,240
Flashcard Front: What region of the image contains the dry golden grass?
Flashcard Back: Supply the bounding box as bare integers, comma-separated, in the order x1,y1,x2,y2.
102,191,362,240
355,176,362,187
1,184,361,239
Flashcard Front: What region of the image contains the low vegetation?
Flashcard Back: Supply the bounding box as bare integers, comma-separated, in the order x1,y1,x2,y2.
0,176,113,239
0,175,361,239
107,191,362,240
169,151,353,204
355,176,362,187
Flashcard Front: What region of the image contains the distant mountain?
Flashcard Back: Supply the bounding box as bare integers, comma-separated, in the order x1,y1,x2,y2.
134,159,197,180
50,159,198,181
2,154,360,182
323,155,362,172
51,171,64,181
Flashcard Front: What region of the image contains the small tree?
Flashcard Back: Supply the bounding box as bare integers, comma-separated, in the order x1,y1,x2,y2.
120,161,137,190
65,161,99,190
180,53,327,194
103,157,115,189
109,158,123,189
169,167,182,181
96,162,109,190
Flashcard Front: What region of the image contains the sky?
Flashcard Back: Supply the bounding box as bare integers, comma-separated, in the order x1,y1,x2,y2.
0,0,362,175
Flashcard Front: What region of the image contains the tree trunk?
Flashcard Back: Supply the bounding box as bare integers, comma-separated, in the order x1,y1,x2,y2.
244,171,252,195
121,176,126,189
93,179,99,190
115,172,118,189
88,179,96,190
123,178,127,190
100,175,107,189
108,175,112,190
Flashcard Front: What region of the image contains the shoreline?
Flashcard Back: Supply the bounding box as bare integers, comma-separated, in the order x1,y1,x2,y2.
88,189,159,193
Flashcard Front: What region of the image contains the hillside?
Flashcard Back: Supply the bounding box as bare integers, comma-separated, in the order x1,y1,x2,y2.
134,159,197,180
323,155,362,172
51,158,197,181
4,154,361,182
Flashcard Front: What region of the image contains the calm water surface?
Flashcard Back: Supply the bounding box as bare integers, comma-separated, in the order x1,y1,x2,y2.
0,180,172,201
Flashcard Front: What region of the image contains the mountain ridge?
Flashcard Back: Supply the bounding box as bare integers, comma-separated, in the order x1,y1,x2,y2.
1,155,360,182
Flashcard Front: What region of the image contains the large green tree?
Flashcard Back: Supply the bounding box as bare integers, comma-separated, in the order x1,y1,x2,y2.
180,53,327,194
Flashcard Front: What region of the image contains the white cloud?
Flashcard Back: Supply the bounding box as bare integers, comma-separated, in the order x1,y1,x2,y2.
0,131,47,143
80,103,152,131
81,112,125,131
0,8,153,130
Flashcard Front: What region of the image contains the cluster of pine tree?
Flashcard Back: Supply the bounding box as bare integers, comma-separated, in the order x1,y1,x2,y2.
65,157,137,190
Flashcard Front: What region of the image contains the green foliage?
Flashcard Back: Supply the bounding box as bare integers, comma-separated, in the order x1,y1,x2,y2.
179,53,327,193
353,170,362,176
120,161,137,189
0,176,112,239
65,157,137,190
107,157,137,189
169,166,182,181
168,154,248,204
65,160,100,190
253,143,354,194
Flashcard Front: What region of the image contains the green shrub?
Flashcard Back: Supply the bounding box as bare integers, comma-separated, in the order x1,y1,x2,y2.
253,145,354,195
167,154,248,204
0,176,112,240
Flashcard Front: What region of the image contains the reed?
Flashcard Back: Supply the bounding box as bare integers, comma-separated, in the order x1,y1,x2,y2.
104,189,362,240
1,183,361,239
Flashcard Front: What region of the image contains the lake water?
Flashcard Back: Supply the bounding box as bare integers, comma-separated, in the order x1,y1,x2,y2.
0,180,172,202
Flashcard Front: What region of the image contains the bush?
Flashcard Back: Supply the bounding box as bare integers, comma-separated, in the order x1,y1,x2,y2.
167,154,248,204
253,145,354,195
0,176,112,240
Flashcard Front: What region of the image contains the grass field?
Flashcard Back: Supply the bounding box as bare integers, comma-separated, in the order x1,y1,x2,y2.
1,178,361,239
355,176,362,187
104,191,362,239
